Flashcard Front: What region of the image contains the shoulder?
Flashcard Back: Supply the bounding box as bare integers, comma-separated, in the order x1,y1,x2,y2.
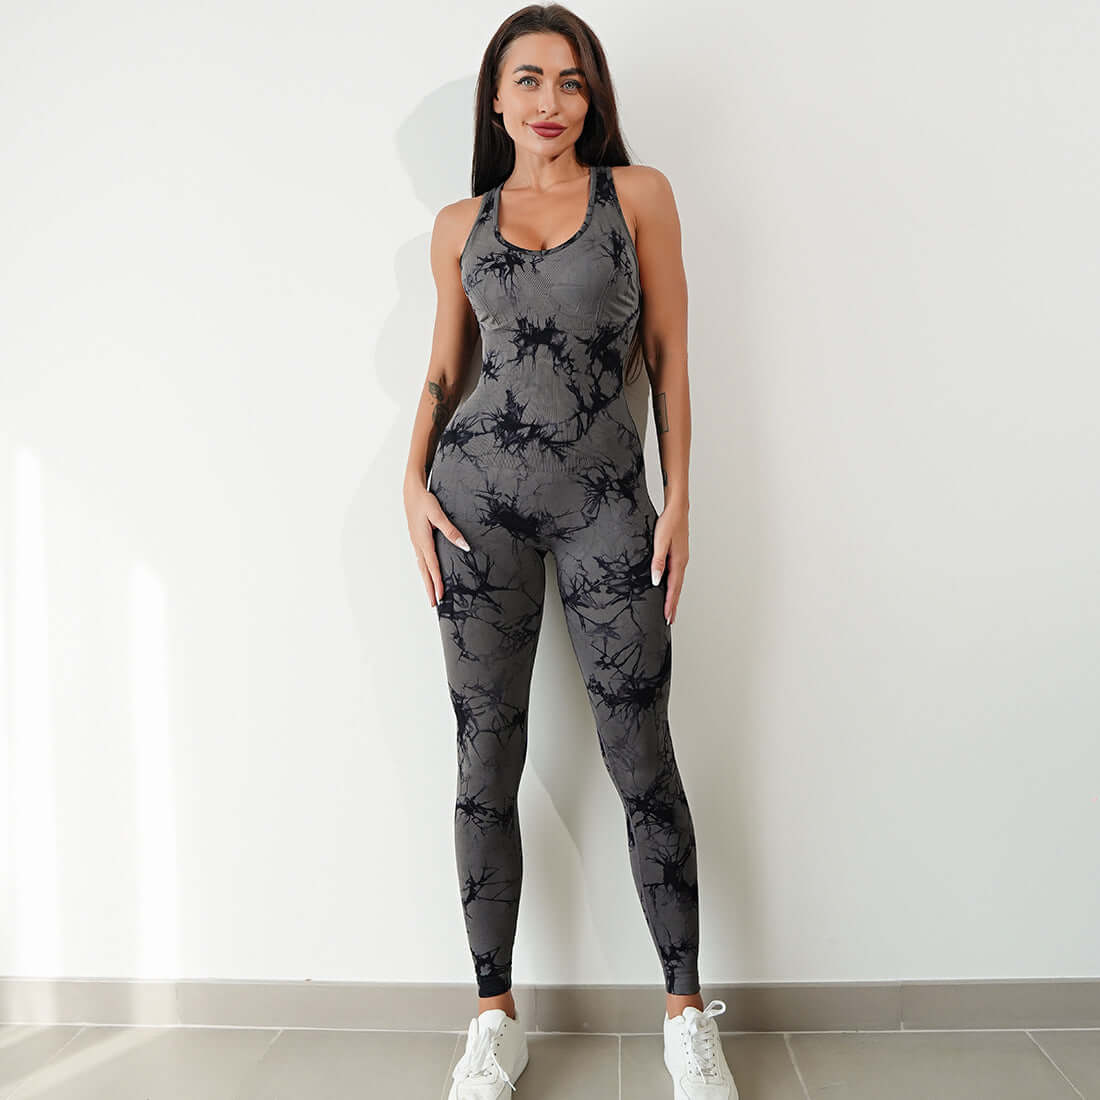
609,164,676,205
607,165,679,240
435,193,487,239
432,192,490,265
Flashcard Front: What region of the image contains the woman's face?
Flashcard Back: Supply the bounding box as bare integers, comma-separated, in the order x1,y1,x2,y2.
493,32,590,159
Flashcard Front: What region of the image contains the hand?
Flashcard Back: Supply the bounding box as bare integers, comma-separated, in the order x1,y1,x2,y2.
650,501,688,625
404,481,471,608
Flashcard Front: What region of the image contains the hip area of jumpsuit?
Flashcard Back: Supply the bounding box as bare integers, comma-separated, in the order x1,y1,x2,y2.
428,453,660,556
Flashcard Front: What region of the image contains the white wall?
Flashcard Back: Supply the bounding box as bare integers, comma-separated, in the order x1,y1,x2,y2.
1,0,1097,990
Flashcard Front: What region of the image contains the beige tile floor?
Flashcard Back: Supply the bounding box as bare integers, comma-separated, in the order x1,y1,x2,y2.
0,1022,1098,1098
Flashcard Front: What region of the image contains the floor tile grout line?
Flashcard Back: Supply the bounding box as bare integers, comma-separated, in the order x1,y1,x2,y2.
783,1032,813,1100
5,1025,89,1100
439,1031,464,1100
232,1029,283,1100
1024,1030,1087,1100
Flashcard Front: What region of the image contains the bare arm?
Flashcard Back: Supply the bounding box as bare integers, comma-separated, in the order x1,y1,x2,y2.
403,200,480,493
626,166,691,624
403,197,481,606
633,167,690,515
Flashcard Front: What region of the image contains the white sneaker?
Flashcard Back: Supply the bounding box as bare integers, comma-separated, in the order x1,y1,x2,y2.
663,999,739,1099
447,1007,530,1099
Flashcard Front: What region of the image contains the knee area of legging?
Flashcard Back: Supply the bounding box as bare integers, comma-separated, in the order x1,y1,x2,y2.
454,788,521,824
601,741,677,790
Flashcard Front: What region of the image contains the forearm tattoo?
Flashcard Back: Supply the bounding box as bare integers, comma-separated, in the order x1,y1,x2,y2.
425,377,456,482
655,391,669,485
655,391,669,433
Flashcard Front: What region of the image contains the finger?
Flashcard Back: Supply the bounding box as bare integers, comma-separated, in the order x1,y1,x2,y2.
665,577,682,624
427,500,471,552
416,554,439,607
418,547,444,606
427,556,444,605
665,561,687,623
651,540,669,586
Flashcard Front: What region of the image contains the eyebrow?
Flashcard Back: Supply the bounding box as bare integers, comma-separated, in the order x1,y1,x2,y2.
511,64,585,77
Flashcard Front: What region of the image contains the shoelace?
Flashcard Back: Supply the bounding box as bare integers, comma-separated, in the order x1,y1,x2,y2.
452,1016,518,1092
683,998,727,1081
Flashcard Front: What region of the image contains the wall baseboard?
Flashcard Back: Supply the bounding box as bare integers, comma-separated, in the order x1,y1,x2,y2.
2,978,1097,1033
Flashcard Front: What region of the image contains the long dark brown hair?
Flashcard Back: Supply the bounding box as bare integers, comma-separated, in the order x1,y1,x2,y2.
468,4,646,386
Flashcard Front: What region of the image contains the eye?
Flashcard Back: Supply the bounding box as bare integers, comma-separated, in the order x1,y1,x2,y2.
515,75,585,91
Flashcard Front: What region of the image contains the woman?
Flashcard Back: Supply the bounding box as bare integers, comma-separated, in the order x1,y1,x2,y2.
402,7,737,1098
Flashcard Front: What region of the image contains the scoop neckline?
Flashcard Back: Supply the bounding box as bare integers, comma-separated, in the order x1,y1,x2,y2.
493,165,598,256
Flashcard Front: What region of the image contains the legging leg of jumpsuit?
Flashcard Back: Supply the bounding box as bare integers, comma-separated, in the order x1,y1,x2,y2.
432,462,700,998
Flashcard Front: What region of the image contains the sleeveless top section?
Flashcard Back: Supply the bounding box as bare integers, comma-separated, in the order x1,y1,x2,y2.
436,164,643,475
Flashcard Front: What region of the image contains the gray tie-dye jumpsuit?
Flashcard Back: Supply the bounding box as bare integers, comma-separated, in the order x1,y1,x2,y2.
429,164,701,997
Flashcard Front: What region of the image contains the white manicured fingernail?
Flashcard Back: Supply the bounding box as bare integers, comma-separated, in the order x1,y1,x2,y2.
458,537,471,551
651,569,661,585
